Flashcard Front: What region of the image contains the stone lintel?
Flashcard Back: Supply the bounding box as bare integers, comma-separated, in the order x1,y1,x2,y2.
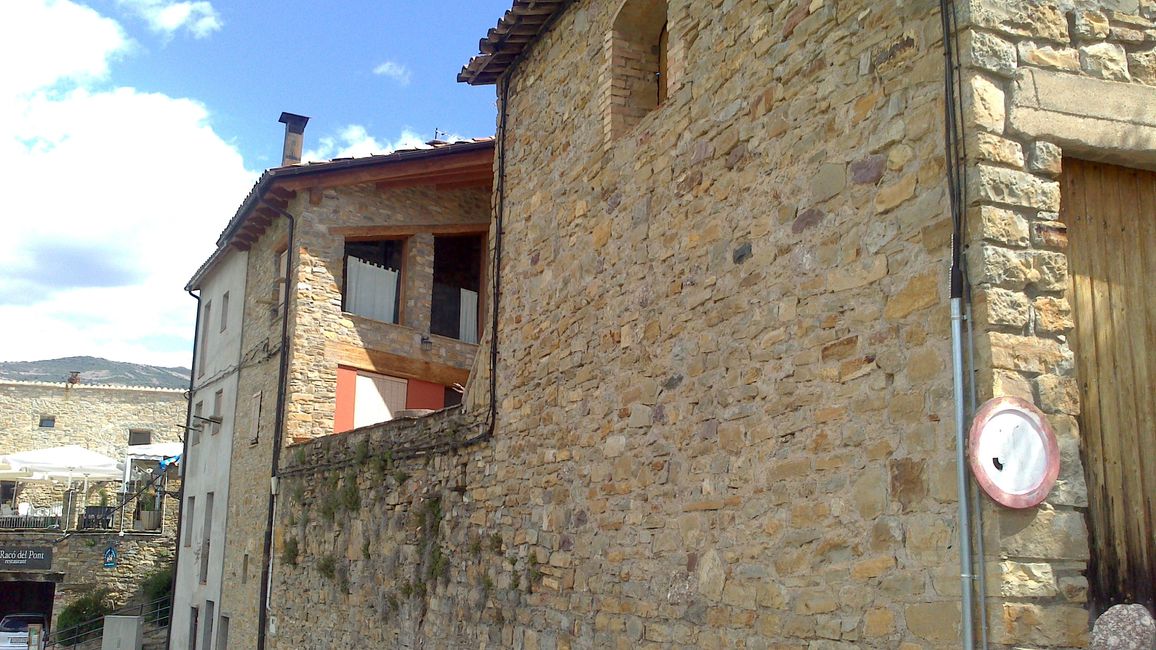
1009,68,1156,171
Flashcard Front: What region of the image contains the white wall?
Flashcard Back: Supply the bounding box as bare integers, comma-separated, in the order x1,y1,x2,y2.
171,249,246,650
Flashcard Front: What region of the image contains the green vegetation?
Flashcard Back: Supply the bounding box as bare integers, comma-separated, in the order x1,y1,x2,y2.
317,554,336,580
283,537,299,566
56,589,113,646
140,566,174,624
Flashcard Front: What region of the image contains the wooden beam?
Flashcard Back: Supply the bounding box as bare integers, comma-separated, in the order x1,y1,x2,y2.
437,179,492,191
330,223,489,239
326,342,470,387
374,167,492,190
274,148,494,192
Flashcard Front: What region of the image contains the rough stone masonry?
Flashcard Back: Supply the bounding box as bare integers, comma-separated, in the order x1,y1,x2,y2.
262,0,1156,648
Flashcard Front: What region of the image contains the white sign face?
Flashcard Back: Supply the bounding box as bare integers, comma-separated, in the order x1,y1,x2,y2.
968,396,1060,509
974,411,1048,495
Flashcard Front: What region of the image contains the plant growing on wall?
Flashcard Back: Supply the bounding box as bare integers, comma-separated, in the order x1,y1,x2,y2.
283,537,299,566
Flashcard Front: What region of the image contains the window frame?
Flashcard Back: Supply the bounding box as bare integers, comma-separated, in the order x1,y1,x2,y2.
341,236,408,325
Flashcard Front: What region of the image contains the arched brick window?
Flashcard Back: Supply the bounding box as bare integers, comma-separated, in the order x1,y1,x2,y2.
606,0,669,139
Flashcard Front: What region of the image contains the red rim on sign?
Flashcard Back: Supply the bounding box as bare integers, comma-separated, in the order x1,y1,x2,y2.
968,396,1060,509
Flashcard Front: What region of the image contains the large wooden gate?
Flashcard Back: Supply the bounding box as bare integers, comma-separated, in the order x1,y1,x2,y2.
1061,159,1156,615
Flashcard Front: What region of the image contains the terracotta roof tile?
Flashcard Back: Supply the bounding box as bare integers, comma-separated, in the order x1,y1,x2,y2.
458,0,571,85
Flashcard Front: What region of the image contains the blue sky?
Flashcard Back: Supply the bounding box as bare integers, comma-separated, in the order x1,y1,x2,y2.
0,0,511,368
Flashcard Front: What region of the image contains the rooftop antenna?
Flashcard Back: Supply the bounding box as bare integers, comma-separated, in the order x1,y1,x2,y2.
433,128,447,141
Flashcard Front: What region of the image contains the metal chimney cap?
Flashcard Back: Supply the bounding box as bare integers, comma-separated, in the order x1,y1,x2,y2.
278,112,310,134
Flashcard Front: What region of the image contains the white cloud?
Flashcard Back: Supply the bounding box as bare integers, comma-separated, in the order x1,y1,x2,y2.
372,60,411,85
117,0,222,38
303,126,432,163
0,0,254,368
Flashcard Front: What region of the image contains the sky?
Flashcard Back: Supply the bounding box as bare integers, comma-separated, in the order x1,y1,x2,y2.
0,0,511,369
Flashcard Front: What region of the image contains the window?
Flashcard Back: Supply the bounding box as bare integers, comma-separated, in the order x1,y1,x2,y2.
343,239,404,324
184,497,195,547
275,248,289,316
249,392,262,445
128,429,152,446
198,301,211,377
216,615,229,649
219,292,229,333
191,401,204,446
212,390,224,435
1,481,15,505
241,553,249,584
200,492,214,584
188,607,198,650
607,0,671,138
354,372,408,429
430,235,483,343
37,415,55,428
201,601,215,650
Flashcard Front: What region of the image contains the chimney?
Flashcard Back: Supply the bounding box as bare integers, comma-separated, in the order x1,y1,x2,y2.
278,112,310,166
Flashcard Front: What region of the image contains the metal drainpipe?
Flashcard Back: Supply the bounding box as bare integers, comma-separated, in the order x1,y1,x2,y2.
951,288,976,649
256,200,295,650
165,288,201,650
939,0,980,644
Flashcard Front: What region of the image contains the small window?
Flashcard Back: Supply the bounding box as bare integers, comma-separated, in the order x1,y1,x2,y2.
431,235,483,343
219,291,230,332
217,615,230,649
607,0,671,138
343,239,404,324
241,553,249,584
184,496,195,547
275,248,290,315
191,401,204,446
128,429,152,446
38,415,55,428
1,481,15,504
250,392,263,444
212,390,224,435
199,300,211,377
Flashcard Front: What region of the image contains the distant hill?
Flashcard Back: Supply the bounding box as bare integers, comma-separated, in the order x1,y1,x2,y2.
0,356,190,389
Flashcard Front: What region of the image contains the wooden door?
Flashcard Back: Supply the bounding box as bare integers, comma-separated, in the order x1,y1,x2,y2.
1062,159,1156,615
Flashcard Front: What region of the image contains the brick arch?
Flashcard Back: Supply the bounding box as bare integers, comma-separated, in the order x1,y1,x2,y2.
605,0,669,140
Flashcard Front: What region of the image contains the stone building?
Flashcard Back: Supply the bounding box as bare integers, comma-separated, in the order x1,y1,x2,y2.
258,0,1156,648
171,116,494,649
0,379,184,631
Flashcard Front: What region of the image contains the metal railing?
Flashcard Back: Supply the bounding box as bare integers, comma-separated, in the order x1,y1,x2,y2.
45,595,171,648
0,515,62,529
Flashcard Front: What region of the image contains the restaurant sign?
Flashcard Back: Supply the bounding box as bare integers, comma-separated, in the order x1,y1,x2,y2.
0,546,52,570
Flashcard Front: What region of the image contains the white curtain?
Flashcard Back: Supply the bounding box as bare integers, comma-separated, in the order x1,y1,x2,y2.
459,289,479,344
346,256,398,323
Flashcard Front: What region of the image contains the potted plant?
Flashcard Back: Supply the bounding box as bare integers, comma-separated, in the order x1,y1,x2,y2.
136,489,161,531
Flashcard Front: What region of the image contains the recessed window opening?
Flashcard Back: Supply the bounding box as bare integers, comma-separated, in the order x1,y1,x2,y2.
191,401,204,446
609,0,670,138
212,390,224,435
431,235,483,343
199,300,211,377
38,415,55,428
219,291,230,332
128,429,152,446
344,239,404,324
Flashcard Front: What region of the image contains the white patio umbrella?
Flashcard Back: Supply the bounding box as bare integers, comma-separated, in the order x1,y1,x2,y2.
0,445,124,482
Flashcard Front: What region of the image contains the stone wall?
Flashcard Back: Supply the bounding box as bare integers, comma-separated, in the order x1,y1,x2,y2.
0,381,186,458
219,178,490,649
255,0,1156,646
959,0,1156,645
286,183,489,442
0,529,174,631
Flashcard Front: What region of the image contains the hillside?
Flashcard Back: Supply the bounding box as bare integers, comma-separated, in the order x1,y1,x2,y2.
0,356,190,389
